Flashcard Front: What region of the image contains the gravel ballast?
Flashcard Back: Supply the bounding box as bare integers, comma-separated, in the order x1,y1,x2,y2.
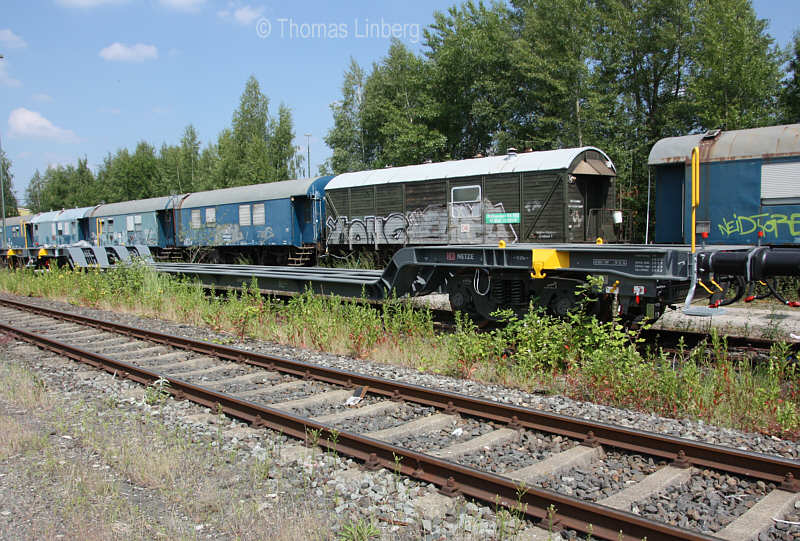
1,293,799,539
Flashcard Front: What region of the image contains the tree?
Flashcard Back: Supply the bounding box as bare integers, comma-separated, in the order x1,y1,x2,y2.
179,124,201,190
425,1,524,157
220,75,301,185
781,31,800,123
25,170,44,213
511,0,613,149
323,58,371,174
362,40,446,167
268,104,301,180
0,150,19,217
689,0,783,130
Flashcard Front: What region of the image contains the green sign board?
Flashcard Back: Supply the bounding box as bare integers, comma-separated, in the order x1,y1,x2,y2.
485,212,520,224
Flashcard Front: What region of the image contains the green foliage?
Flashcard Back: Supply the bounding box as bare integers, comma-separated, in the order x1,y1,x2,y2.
322,0,787,242
782,31,800,123
144,377,171,405
363,40,447,167
425,1,525,158
323,58,370,175
336,518,380,541
689,0,783,130
1,262,799,438
0,149,19,217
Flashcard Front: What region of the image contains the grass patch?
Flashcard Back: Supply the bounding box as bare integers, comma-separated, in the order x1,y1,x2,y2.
0,265,798,439
0,415,48,460
0,348,335,540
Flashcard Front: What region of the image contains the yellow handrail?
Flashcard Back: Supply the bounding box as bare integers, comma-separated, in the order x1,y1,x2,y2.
691,146,700,253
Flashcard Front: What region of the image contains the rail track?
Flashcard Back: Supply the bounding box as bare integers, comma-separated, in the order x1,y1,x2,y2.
0,295,797,540
639,328,797,360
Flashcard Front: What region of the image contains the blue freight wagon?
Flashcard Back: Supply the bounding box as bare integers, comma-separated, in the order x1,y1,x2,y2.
2,215,30,251
89,195,185,251
31,207,95,248
175,176,332,265
649,124,800,246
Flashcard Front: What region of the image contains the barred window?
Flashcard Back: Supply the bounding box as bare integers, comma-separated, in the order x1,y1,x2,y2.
253,203,265,226
239,205,251,226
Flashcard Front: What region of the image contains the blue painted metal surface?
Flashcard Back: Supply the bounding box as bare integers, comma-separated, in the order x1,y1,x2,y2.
650,124,800,246
175,177,333,248
30,207,95,249
89,196,182,248
2,215,30,250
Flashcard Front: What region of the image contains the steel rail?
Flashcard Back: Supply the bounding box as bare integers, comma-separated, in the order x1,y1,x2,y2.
0,296,797,489
0,318,719,541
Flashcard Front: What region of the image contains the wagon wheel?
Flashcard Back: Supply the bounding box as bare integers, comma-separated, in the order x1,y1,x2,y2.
447,279,489,327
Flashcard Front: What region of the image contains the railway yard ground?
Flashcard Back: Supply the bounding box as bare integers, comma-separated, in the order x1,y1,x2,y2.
0,267,799,540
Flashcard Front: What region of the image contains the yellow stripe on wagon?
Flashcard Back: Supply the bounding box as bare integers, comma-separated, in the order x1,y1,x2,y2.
531,249,569,279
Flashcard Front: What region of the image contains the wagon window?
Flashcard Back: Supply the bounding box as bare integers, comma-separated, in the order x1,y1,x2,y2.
191,209,202,229
52,223,57,236
761,161,800,205
239,205,251,227
252,204,266,226
451,185,482,218
205,207,216,224
126,216,135,232
304,200,312,223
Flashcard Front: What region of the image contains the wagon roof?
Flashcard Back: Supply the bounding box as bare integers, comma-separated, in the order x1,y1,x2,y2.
30,210,63,223
178,177,328,209
56,206,96,221
91,195,184,217
326,147,615,190
1,215,24,226
648,123,800,165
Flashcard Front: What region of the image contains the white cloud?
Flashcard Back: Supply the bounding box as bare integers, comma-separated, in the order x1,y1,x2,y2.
0,29,27,49
233,5,262,25
0,64,21,88
55,0,126,7
218,3,263,25
159,0,205,11
8,108,79,142
99,42,158,63
32,93,54,103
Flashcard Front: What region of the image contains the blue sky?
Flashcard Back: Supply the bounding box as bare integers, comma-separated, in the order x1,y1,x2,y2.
0,0,797,206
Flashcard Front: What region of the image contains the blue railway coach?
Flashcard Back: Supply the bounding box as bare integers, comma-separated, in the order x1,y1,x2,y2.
89,195,185,250
2,215,30,252
31,207,95,248
175,176,332,264
649,124,800,245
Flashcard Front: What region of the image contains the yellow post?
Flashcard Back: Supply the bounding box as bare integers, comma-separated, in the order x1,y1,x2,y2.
690,146,700,253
